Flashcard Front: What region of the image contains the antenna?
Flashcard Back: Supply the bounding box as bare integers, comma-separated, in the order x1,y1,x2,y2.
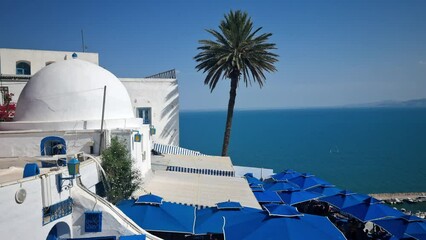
81,29,86,52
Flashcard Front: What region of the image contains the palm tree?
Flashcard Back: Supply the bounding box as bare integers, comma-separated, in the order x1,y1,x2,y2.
194,10,278,156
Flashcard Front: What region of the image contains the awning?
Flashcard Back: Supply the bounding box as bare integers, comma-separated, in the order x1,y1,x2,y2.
152,154,235,177
153,143,204,156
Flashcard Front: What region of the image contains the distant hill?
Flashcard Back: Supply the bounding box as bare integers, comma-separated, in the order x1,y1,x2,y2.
346,98,426,108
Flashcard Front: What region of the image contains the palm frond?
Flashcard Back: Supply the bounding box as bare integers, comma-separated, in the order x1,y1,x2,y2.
194,10,278,91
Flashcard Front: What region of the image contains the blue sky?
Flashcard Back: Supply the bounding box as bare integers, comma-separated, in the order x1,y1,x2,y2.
1,0,425,110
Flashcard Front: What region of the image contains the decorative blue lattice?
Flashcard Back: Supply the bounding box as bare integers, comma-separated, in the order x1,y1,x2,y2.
42,197,73,225
85,211,103,232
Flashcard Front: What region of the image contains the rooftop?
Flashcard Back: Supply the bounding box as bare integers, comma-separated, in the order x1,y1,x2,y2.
135,154,261,209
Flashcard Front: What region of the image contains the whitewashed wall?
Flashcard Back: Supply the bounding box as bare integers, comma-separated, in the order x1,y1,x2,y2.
1,81,25,103
0,171,73,239
0,49,180,147
121,78,179,146
108,125,152,178
0,48,99,75
0,131,100,157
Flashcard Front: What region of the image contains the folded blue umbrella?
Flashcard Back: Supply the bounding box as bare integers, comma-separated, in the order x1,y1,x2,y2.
341,197,404,222
277,188,322,205
117,195,196,234
194,201,262,235
224,206,346,239
372,215,426,239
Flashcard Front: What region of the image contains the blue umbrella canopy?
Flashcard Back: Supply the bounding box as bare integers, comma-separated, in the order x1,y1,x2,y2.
223,207,346,240
372,215,426,240
307,185,342,197
277,188,322,205
194,201,262,235
250,184,265,192
253,191,283,204
117,198,196,234
341,197,404,222
244,173,264,187
216,200,242,210
288,173,333,190
263,180,300,192
135,193,163,205
319,190,370,209
271,169,302,182
262,203,303,217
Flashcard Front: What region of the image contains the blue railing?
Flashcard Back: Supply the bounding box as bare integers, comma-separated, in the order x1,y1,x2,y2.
42,197,73,225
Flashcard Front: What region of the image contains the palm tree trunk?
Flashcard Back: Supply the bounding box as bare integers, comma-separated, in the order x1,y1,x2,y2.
222,76,238,156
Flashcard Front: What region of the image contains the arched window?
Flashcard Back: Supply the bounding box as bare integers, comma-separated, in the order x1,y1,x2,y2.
40,136,67,156
16,61,31,75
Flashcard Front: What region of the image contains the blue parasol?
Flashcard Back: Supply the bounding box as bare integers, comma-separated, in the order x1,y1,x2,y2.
117,195,196,234
372,215,426,239
244,173,264,187
341,197,404,222
307,185,342,197
263,180,300,192
277,188,322,205
288,173,333,190
223,206,346,239
271,169,302,182
253,191,283,204
319,190,370,209
194,201,261,235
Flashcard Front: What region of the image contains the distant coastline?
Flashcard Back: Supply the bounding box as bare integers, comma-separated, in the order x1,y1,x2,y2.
343,98,426,108
181,98,426,112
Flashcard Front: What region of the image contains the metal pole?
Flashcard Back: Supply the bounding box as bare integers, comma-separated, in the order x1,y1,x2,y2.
99,86,107,153
81,29,85,52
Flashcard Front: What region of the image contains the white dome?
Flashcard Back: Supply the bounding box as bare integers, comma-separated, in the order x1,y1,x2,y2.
14,59,134,122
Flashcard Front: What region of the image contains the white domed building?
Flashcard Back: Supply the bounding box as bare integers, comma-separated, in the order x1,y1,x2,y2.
14,59,135,123
0,58,159,240
0,58,151,177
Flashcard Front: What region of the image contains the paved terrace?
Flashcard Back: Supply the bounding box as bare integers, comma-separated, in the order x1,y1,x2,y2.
135,154,261,209
0,157,51,185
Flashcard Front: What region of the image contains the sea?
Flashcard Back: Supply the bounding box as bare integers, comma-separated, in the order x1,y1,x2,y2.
180,108,426,211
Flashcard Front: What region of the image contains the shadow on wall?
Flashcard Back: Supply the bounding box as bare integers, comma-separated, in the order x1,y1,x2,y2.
160,81,179,145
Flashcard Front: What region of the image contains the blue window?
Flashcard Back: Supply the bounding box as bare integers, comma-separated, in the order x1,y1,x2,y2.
85,211,102,232
40,136,67,156
16,61,31,75
136,107,152,124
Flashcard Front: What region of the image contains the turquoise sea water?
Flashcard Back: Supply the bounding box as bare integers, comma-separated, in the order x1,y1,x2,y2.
180,108,426,195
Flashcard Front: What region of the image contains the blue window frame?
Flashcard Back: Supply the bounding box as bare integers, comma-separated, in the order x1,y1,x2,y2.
40,136,67,156
16,61,31,75
136,107,152,124
85,211,103,232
